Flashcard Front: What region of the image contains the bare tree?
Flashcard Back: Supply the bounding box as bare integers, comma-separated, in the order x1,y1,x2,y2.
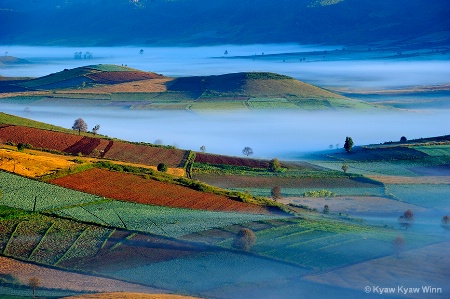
72,118,88,135
392,235,405,258
29,277,40,298
399,209,414,230
271,186,282,201
242,147,253,157
92,124,100,136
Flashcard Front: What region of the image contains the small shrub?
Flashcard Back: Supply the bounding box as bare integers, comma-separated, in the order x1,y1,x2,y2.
323,204,330,214
71,158,84,164
17,143,25,151
303,190,335,198
157,163,168,172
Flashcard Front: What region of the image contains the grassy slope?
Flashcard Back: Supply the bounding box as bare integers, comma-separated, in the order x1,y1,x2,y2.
0,112,77,133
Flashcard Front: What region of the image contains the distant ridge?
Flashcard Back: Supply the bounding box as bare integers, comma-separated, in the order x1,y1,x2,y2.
0,56,30,66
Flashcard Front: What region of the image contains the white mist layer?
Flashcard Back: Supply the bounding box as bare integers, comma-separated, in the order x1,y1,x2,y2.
1,105,449,159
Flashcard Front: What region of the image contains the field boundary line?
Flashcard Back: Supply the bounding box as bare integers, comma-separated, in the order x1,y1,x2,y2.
28,221,55,260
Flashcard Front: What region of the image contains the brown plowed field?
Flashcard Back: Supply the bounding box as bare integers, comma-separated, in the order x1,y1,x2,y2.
0,125,187,167
50,168,270,214
87,71,163,84
102,142,187,168
0,124,83,152
195,153,270,168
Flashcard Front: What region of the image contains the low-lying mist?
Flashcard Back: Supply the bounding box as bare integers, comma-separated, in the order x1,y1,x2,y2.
2,104,449,159
1,45,449,90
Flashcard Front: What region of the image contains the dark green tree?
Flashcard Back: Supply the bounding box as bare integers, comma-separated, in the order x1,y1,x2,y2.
157,163,168,172
344,137,354,153
323,204,330,214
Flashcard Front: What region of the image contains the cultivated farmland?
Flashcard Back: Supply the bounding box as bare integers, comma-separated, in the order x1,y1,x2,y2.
0,170,103,211
50,168,272,214
0,124,188,167
52,200,281,237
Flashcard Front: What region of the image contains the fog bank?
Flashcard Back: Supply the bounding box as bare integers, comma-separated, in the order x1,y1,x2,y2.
1,45,449,89
1,104,448,159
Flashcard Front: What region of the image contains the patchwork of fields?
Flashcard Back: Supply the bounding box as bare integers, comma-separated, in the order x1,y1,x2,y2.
0,114,449,298
0,124,189,167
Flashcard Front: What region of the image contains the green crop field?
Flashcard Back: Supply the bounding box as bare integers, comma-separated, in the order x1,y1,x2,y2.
0,171,104,211
52,200,282,238
412,145,450,156
385,184,450,209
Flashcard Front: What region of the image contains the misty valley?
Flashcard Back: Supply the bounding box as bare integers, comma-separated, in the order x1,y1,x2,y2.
0,43,449,299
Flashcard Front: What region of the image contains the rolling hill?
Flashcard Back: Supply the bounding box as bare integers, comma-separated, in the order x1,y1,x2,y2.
0,64,377,110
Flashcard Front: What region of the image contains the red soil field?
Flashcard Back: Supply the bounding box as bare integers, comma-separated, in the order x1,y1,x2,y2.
87,71,163,84
102,141,187,168
195,153,270,168
50,168,270,214
0,125,187,166
0,124,84,153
